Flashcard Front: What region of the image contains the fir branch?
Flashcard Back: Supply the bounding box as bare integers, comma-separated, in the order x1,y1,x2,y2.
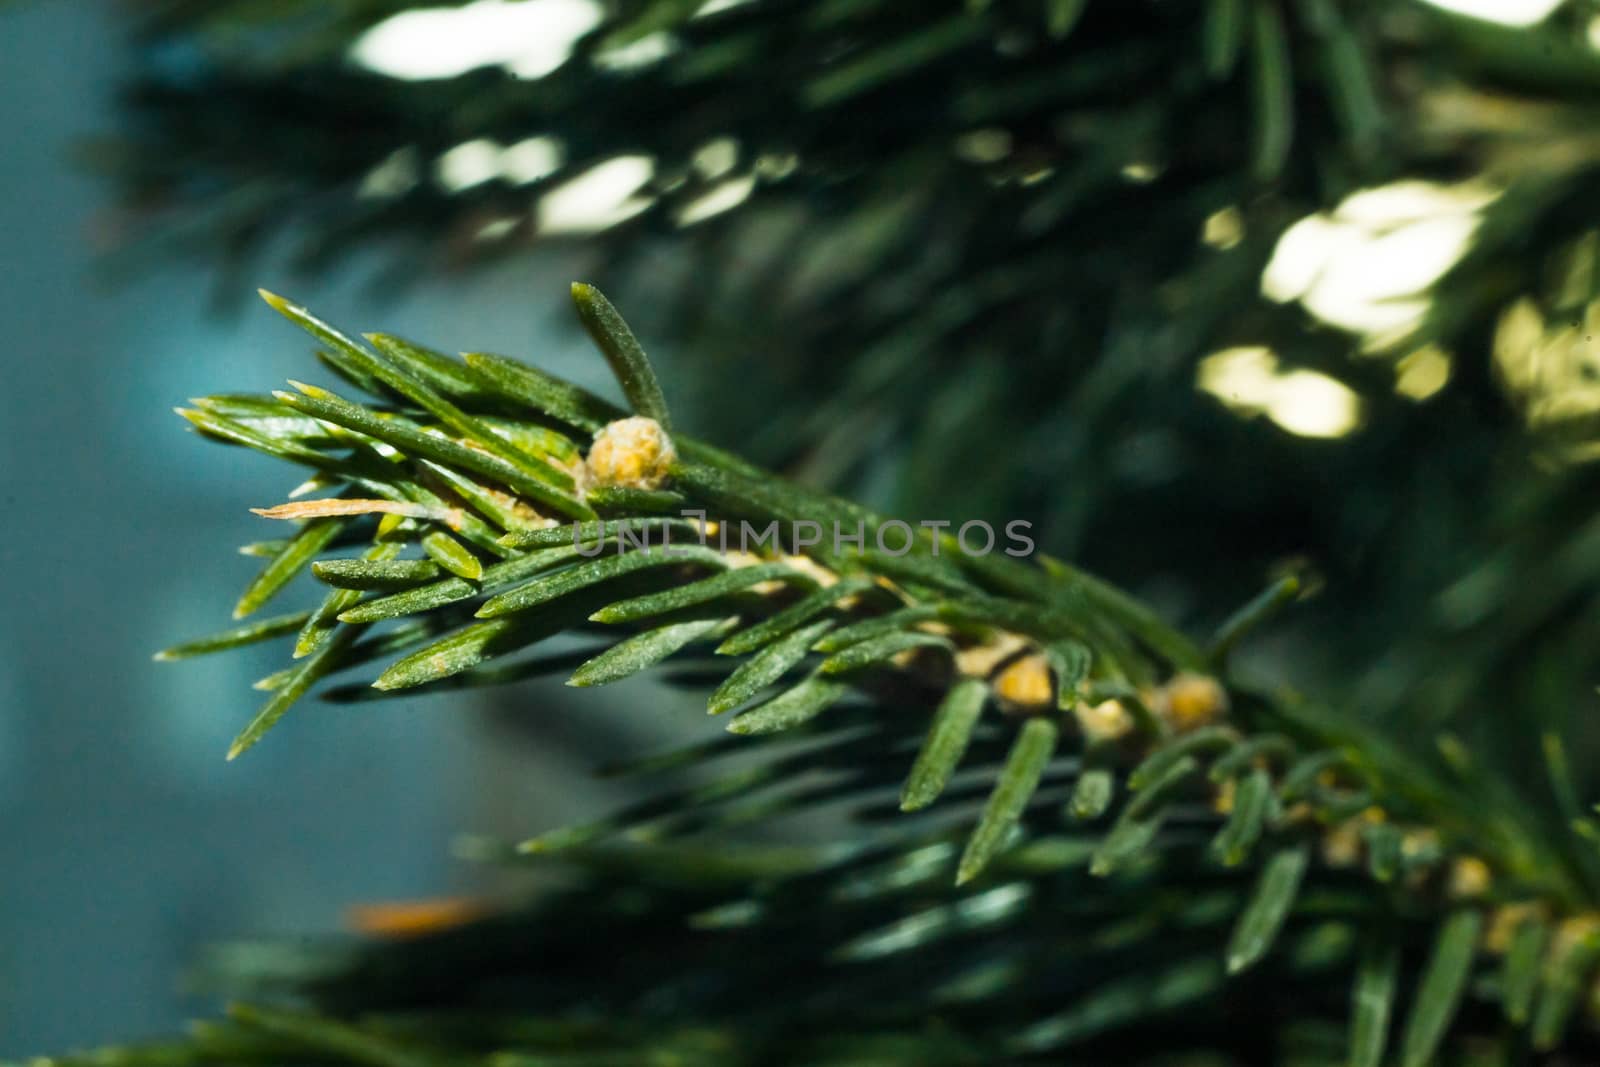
140,285,1600,1064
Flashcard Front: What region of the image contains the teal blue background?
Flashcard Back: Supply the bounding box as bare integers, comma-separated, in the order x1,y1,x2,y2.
0,2,690,1051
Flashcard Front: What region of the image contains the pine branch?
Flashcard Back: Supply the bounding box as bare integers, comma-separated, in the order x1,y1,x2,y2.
138,284,1600,1064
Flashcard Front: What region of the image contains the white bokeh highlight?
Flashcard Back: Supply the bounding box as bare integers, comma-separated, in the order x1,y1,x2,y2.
352,0,603,81
1198,346,1365,439
1262,180,1498,349
1417,0,1564,26
538,155,656,233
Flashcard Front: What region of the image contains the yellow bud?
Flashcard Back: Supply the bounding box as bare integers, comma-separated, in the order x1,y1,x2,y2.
1322,819,1363,868
1157,672,1230,732
585,416,677,491
1448,856,1492,900
992,652,1054,713
1484,901,1545,954
1553,915,1600,959
1075,698,1134,743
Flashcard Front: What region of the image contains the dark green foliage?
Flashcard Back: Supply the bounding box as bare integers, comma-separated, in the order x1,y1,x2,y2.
1128,725,1238,791
1399,909,1483,1067
593,563,814,623
227,626,356,760
957,716,1058,884
726,673,849,736
1225,843,1309,974
420,530,483,580
1211,767,1273,867
312,557,442,590
570,282,674,428
716,579,879,655
477,546,727,618
1533,928,1600,1050
146,285,1600,1063
153,611,310,661
71,1,1600,1062
1067,764,1114,821
708,619,834,715
1348,936,1399,1067
109,1,1600,818
818,630,954,675
299,541,405,657
1502,914,1548,1025
234,517,343,618
1361,822,1400,884
900,677,989,812
569,616,731,687
274,379,591,520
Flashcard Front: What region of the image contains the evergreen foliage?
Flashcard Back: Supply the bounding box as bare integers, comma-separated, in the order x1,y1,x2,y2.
36,0,1600,1062
71,284,1600,1065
